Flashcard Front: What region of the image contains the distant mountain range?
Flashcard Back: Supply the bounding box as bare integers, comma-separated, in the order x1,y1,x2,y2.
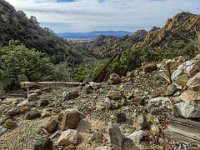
57,31,132,39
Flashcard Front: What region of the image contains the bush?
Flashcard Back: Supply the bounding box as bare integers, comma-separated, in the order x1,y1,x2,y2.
0,40,54,89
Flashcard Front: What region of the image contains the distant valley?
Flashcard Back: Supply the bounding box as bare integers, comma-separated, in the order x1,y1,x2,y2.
57,31,132,39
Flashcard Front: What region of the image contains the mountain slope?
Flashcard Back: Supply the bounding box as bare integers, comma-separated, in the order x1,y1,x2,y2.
86,30,148,57
0,0,78,64
135,12,200,50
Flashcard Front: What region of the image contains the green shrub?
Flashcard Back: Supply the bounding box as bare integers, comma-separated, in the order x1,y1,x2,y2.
0,40,54,89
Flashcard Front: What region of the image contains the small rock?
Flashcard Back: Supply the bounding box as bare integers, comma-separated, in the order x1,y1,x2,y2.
91,131,104,143
0,116,9,125
187,72,200,91
107,73,121,85
171,68,184,82
34,89,43,95
150,125,160,136
17,99,29,107
179,90,199,103
40,100,50,107
34,137,53,150
95,146,107,150
185,60,200,77
60,109,86,131
6,108,20,117
143,62,157,73
88,82,101,90
108,123,125,150
44,118,59,133
41,109,51,118
4,119,17,129
148,97,172,112
63,91,79,100
165,84,177,96
107,91,122,100
28,93,39,101
0,126,7,136
175,74,189,86
115,113,127,123
174,101,200,118
57,129,82,146
128,130,144,142
96,102,106,110
64,144,76,150
25,110,41,120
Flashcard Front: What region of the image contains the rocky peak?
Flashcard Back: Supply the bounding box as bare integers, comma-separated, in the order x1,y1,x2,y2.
135,12,200,50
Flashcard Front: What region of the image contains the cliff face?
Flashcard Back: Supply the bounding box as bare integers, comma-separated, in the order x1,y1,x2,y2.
135,12,200,50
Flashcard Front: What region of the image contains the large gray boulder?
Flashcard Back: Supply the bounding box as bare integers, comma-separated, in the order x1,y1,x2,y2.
174,101,200,118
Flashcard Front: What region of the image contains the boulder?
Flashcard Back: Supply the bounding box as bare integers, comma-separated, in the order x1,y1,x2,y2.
107,73,121,85
143,63,157,73
25,110,41,120
174,101,200,118
179,90,199,103
57,129,82,146
34,137,53,150
107,91,122,100
165,84,177,96
187,72,200,91
28,93,39,101
60,109,86,131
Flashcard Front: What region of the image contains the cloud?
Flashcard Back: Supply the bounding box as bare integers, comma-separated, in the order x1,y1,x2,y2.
6,0,200,32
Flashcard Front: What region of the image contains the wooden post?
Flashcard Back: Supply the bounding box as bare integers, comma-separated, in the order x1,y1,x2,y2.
166,63,172,84
93,53,120,82
27,87,29,98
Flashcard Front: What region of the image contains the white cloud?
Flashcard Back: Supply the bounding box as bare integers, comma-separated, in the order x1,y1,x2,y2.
6,0,200,32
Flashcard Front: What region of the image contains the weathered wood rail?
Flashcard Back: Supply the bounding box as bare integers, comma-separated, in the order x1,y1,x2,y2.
164,116,200,147
20,81,83,89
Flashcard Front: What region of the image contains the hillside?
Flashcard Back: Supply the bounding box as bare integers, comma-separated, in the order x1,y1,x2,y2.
57,31,132,39
86,30,147,57
0,0,79,64
135,12,200,50
86,12,200,58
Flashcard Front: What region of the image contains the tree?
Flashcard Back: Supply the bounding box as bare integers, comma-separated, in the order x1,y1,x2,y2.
0,40,54,88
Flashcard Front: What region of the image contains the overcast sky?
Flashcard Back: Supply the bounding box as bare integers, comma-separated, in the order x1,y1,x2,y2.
6,0,200,33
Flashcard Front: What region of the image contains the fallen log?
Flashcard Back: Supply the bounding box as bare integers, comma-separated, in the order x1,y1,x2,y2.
164,116,200,147
20,82,83,89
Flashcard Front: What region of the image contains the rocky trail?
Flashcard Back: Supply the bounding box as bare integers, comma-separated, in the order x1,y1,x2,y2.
1,54,200,150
